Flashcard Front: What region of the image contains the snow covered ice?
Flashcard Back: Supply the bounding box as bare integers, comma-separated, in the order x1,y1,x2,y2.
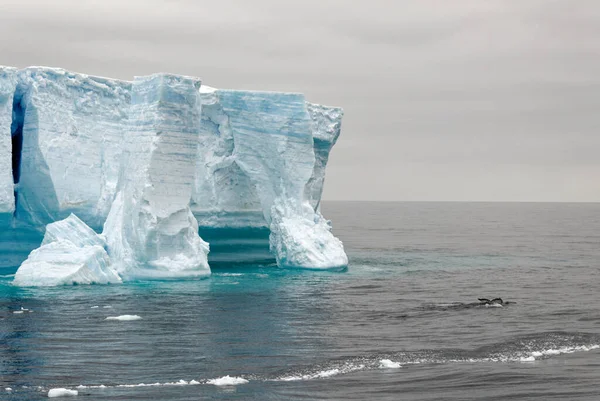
0,65,347,285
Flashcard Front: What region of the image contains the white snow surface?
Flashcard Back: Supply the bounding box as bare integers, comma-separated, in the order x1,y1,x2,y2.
13,214,120,286
48,388,78,397
103,74,210,280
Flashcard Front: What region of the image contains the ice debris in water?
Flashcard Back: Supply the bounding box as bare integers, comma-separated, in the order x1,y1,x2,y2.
2,66,347,284
207,376,249,386
379,359,402,369
105,315,142,321
13,214,121,286
48,388,78,397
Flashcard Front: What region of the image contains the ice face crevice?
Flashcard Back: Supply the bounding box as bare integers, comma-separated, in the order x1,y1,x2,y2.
103,74,210,280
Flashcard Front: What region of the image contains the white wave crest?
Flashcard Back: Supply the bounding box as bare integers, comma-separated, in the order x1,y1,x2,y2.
105,315,142,321
207,376,249,386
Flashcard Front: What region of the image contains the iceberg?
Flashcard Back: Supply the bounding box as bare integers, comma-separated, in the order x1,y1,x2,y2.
1,65,347,284
13,214,120,286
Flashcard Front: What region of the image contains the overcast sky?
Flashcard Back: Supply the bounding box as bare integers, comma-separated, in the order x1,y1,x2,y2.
2,0,599,201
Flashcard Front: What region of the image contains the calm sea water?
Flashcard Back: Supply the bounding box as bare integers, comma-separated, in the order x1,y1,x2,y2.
1,202,600,400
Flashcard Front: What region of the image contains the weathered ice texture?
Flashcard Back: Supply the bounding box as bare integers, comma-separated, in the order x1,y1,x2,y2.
103,74,210,280
0,67,17,226
13,214,120,286
305,102,344,210
15,67,130,229
197,89,347,270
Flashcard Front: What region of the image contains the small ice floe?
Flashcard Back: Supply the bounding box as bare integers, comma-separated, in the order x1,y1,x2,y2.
103,305,112,309
379,359,402,369
13,310,24,314
90,306,99,309
519,356,536,362
105,315,142,321
48,388,78,397
5,387,12,391
207,376,249,386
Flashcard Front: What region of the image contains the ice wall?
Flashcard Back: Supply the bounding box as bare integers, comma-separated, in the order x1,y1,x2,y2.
15,68,130,229
305,102,343,210
0,67,17,227
103,74,210,279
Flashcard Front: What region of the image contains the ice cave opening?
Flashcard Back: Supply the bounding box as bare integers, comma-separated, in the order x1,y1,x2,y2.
10,91,24,214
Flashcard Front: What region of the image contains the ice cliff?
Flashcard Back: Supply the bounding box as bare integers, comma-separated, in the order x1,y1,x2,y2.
0,66,347,285
103,74,210,280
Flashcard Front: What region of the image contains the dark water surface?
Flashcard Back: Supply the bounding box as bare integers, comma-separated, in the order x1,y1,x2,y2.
1,202,600,400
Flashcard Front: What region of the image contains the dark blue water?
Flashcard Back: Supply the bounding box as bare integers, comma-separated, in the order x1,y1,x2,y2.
2,202,600,400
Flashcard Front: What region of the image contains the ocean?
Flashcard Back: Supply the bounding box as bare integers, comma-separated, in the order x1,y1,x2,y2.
1,201,600,400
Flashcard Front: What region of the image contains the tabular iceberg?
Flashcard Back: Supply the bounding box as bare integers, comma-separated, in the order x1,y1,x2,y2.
0,65,347,285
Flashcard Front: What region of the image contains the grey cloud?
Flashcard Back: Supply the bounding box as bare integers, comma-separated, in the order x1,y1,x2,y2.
1,0,599,201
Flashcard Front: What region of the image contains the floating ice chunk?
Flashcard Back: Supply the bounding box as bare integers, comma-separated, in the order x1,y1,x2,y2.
103,74,210,280
13,240,119,286
48,388,78,397
5,387,12,391
207,376,249,386
105,315,141,321
13,215,120,286
90,306,99,309
379,359,402,369
520,356,536,362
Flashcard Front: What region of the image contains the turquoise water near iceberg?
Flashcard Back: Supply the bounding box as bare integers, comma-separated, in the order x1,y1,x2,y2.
1,201,600,400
